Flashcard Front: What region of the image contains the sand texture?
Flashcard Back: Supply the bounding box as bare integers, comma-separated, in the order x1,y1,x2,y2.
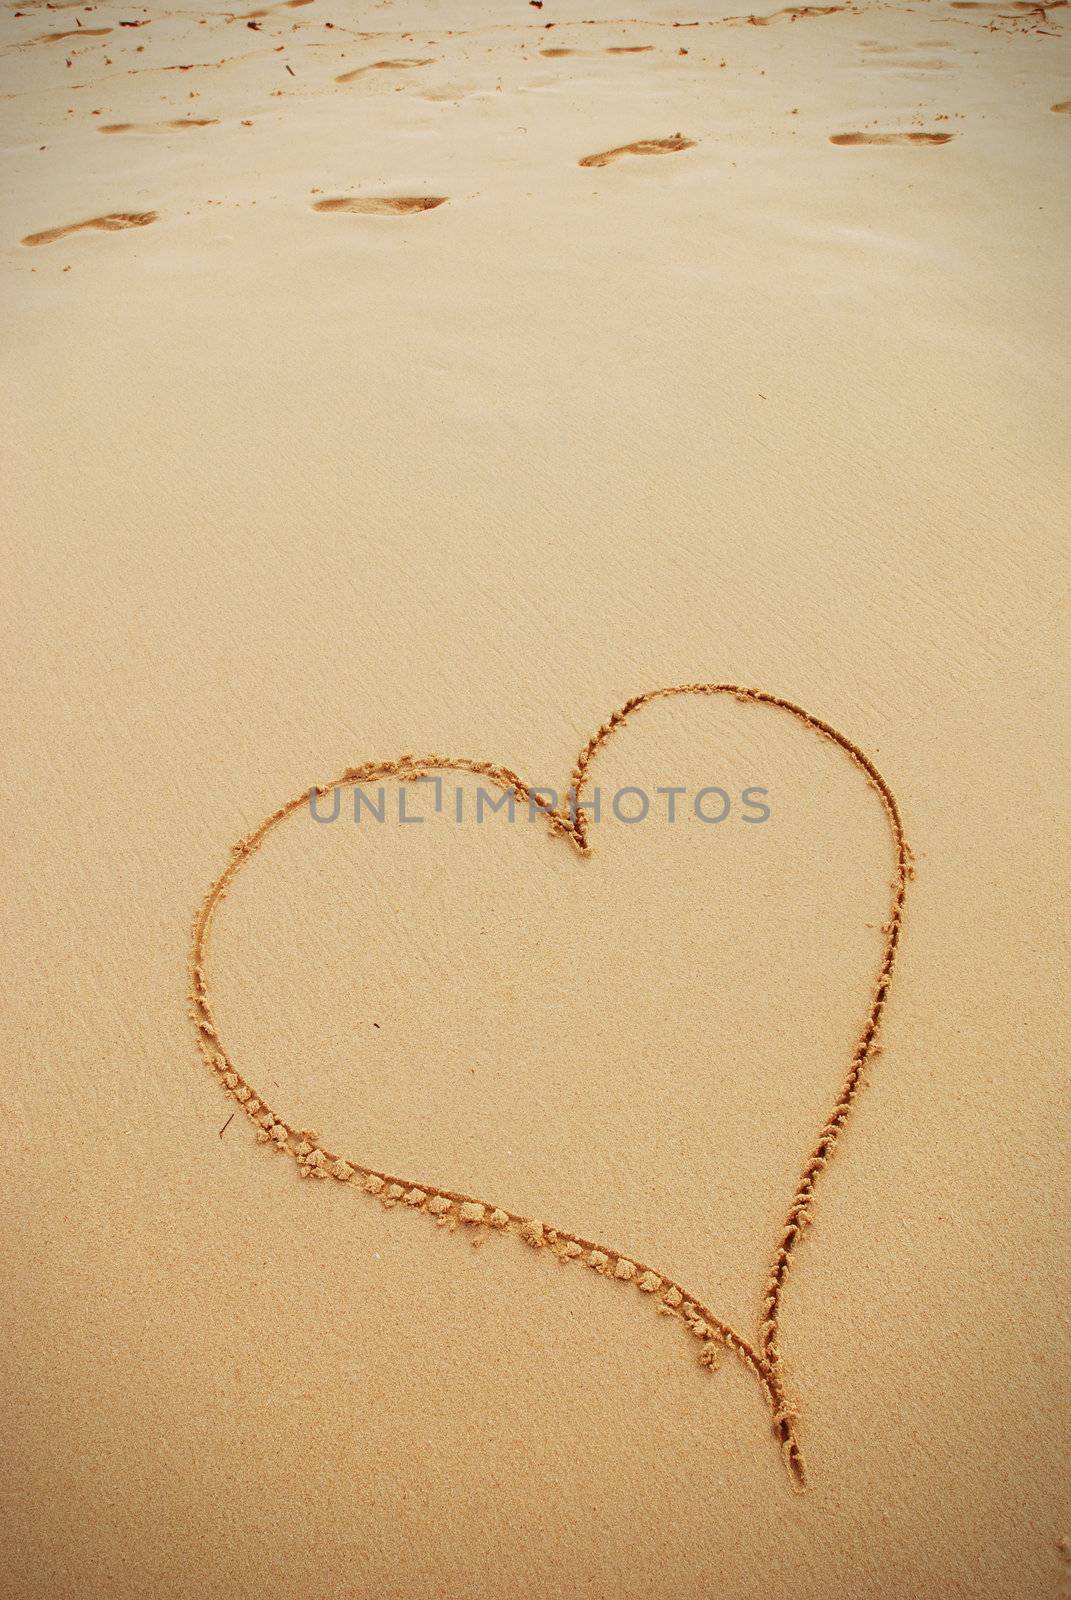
2,0,1069,1597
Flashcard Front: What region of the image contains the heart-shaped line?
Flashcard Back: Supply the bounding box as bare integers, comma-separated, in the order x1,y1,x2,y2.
189,684,910,1488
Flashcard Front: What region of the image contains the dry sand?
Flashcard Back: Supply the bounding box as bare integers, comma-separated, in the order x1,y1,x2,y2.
2,0,1070,1596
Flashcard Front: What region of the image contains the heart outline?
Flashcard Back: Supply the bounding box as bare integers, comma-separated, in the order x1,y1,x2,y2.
189,683,910,1488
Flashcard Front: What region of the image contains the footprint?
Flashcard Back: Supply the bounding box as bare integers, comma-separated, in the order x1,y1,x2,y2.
860,51,950,69
312,196,447,215
37,27,112,43
578,136,695,168
861,36,952,48
335,58,434,83
237,0,314,11
21,211,157,247
735,5,846,24
830,130,954,144
1053,100,1071,113
543,46,655,57
99,119,219,132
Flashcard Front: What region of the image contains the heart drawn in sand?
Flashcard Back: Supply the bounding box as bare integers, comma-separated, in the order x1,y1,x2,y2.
189,684,910,1488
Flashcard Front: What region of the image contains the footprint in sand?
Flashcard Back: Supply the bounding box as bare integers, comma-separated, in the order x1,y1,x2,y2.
859,46,951,70
335,58,434,84
1052,100,1071,113
732,5,846,24
312,196,447,216
36,27,112,43
542,45,653,57
235,0,314,13
99,120,219,133
21,211,158,247
578,136,695,168
830,130,954,145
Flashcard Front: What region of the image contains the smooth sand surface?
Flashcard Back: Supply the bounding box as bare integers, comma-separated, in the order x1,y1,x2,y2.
2,0,1069,1596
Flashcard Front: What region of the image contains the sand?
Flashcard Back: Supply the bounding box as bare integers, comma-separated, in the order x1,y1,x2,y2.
2,0,1070,1597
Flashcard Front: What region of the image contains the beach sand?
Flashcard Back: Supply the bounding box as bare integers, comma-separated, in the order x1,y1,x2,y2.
2,0,1069,1596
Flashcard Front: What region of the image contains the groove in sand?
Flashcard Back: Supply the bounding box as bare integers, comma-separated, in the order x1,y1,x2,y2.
189,684,911,1490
